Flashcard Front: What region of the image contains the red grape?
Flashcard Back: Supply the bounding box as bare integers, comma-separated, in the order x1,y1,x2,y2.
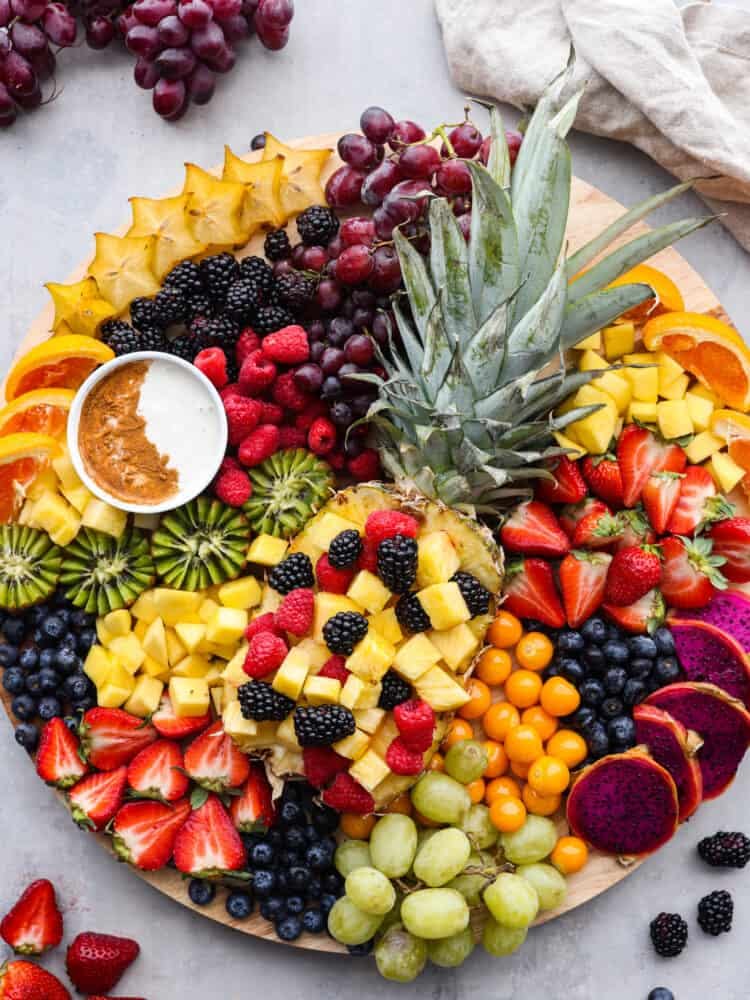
369,245,402,294
398,143,440,179
0,28,9,55
10,21,48,56
0,0,10,27
253,11,286,48
372,206,396,241
217,13,249,40
321,347,345,375
448,123,482,158
125,23,162,58
178,0,213,28
336,245,374,285
14,79,40,107
506,130,522,165
301,245,328,271
134,54,160,88
324,165,365,208
360,105,393,144
117,6,140,36
185,61,215,102
345,334,374,366
41,3,77,46
337,132,379,170
372,310,394,346
152,75,186,118
156,46,196,78
210,0,241,16
28,45,53,79
340,216,375,248
316,279,342,313
205,38,234,71
383,179,429,223
1,50,36,97
255,0,292,26
190,19,224,57
86,17,115,47
435,159,471,194
361,158,402,206
293,364,323,393
134,0,176,25
157,14,189,45
389,119,426,148
10,0,46,24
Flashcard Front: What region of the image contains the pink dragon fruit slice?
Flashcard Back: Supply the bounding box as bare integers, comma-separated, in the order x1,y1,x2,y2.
671,590,750,654
633,703,703,821
667,619,750,707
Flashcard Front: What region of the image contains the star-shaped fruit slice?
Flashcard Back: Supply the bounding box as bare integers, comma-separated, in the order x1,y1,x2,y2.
128,193,207,281
261,134,332,218
182,163,248,249
222,148,285,232
87,233,161,314
44,277,117,337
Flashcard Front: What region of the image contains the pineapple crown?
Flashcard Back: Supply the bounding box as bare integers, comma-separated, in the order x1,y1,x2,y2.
362,61,711,517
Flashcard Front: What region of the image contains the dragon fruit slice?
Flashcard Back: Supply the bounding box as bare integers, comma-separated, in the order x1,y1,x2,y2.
646,682,750,800
633,704,703,821
671,590,750,654
667,619,750,707
566,748,679,856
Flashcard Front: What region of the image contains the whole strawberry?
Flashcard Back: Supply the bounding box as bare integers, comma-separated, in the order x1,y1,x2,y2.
261,325,310,364
581,453,624,509
274,588,314,636
65,932,140,995
604,544,662,606
0,960,70,999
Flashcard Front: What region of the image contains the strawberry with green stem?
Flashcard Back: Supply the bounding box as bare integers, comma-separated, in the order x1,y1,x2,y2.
559,550,613,628
660,535,728,610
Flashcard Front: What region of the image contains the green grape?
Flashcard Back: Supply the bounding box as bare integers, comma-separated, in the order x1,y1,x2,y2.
410,772,470,825
401,888,470,940
500,815,557,865
334,839,372,878
482,918,528,957
460,803,499,850
379,894,404,935
483,873,539,929
413,828,471,887
444,739,488,784
426,927,476,968
374,925,427,982
327,895,384,946
345,866,396,916
448,873,487,907
516,863,567,911
369,814,418,878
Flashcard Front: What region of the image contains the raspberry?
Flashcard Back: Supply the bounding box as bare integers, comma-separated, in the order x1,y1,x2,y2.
219,455,242,474
220,383,244,402
322,772,375,814
295,400,329,431
244,612,283,641
315,553,356,594
260,401,284,425
308,417,337,456
224,396,262,447
273,371,311,413
236,328,262,365
214,467,252,506
328,451,346,470
356,537,379,574
238,424,281,467
318,655,350,683
348,448,381,482
278,426,308,450
393,699,436,752
262,325,310,364
302,746,349,789
194,346,228,388
365,510,419,545
239,349,277,396
274,587,314,636
243,631,288,678
385,736,425,776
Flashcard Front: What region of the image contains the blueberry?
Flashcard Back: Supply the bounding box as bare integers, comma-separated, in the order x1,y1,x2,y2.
225,891,253,920
58,631,77,650
26,605,47,627
600,697,624,720
653,627,675,656
628,635,657,660
629,657,654,680
302,908,326,934
14,721,39,751
583,720,610,758
261,897,287,922
608,715,636,749
581,617,608,645
623,678,647,708
307,842,334,871
279,800,303,826
544,663,561,678
287,866,310,891
0,643,19,667
64,716,81,734
654,657,681,686
579,677,605,707
567,706,597,732
63,675,91,701
77,629,96,654
322,871,343,894
310,803,339,834
556,630,585,655
71,695,95,713
603,666,627,695
38,697,63,721
602,640,629,666
25,672,42,696
250,842,276,868
3,618,26,645
582,646,606,674
253,870,277,897
307,876,322,899
11,694,37,721
2,667,26,695
284,826,306,850
41,615,65,642
286,895,304,915
18,648,38,672
648,989,674,1000
276,915,302,941
605,624,623,643
71,609,94,632
303,824,319,844
319,893,337,915
268,829,284,847
347,939,374,956
188,879,216,906
54,647,79,675
557,657,585,685
38,649,56,670
38,667,61,694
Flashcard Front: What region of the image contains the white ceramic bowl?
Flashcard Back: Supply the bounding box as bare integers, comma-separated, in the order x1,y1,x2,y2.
67,351,228,515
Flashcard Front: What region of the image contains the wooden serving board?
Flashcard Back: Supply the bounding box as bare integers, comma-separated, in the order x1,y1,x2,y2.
2,133,730,953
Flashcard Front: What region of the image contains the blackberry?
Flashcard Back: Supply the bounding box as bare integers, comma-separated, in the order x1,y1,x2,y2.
697,890,733,935
451,571,491,616
238,680,295,722
698,831,750,869
649,912,688,957
224,279,263,322
293,704,356,746
101,321,142,357
297,205,339,247
136,327,169,352
377,535,418,594
268,553,314,594
240,255,274,295
253,305,295,335
200,252,240,300
151,286,188,327
129,297,157,331
328,530,362,569
395,592,431,633
169,334,202,362
164,260,205,297
264,228,292,261
198,315,241,349
274,272,316,310
378,670,411,710
322,612,368,655
186,292,214,321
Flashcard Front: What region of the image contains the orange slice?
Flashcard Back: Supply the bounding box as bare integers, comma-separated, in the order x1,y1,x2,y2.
5,335,114,402
0,389,75,439
642,312,750,412
0,432,63,522
609,265,684,323
710,409,750,472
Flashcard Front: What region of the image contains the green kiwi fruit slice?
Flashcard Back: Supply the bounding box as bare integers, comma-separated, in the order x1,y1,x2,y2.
60,526,156,615
0,524,62,609
245,448,333,539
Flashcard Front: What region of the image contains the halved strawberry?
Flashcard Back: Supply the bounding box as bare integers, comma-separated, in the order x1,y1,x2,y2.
709,517,750,583
151,694,212,740
230,762,275,831
502,558,565,628
559,497,608,539
172,793,246,876
0,880,63,956
642,471,685,535
617,426,686,507
604,545,662,606
667,466,733,536
183,721,250,794
126,739,188,803
559,550,612,629
80,708,157,771
68,767,128,831
571,508,623,549
581,453,624,509
500,501,570,557
615,507,656,550
602,588,666,634
660,535,728,610
535,456,587,505
112,798,191,871
0,960,71,999
35,718,87,789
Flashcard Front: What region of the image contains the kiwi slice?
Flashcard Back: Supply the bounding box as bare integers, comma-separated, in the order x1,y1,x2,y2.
151,496,250,590
60,526,156,615
0,525,62,610
244,448,333,539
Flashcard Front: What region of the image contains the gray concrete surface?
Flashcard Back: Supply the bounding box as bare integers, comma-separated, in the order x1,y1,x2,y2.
2,1,750,997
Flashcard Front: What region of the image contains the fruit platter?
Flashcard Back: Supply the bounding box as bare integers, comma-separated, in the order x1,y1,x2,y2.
2,64,750,981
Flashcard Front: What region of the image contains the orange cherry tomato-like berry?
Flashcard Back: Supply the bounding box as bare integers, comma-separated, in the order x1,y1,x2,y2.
504,724,544,764
546,729,588,769
482,740,508,779
466,778,486,804
515,631,555,672
489,796,527,833
458,678,492,720
488,610,523,649
482,701,520,742
521,705,559,742
551,836,589,874
476,647,513,686
340,813,376,839
505,669,543,709
510,759,531,779
485,775,522,805
428,752,445,772
527,755,571,796
386,792,413,816
442,719,474,749
522,784,561,817
540,676,581,717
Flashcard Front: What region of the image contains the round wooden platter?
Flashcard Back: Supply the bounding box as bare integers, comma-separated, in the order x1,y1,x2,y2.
1,132,733,953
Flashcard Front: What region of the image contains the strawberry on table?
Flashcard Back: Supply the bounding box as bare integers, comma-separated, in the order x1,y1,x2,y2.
642,471,685,535
65,932,139,995
230,762,275,830
150,694,211,741
80,708,157,771
36,718,88,789
660,536,728,610
604,544,662,607
617,425,686,507
571,507,623,549
0,879,63,956
536,456,587,505
112,798,191,871
0,960,71,999
68,767,128,831
500,500,570,557
581,453,624,509
183,721,250,794
667,466,733,536
602,588,666,634
559,497,609,540
559,550,612,628
126,740,188,803
173,793,246,876
502,558,566,629
709,517,750,583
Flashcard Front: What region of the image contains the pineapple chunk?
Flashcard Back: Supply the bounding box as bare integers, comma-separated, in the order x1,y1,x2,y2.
222,645,250,687
294,638,330,672
415,666,471,712
345,630,396,683
210,686,225,716
84,645,115,688
685,391,714,432
247,534,288,566
368,608,403,647
223,700,258,742
32,491,79,545
577,349,608,372
303,675,342,705
257,583,283,617
334,730,370,760
108,634,145,675
354,707,386,734
98,677,135,708
709,451,745,494
165,628,187,666
81,498,127,538
416,531,461,588
171,653,212,678
204,665,224,687
142,616,168,666
346,570,391,614
26,468,59,501
199,598,220,624
602,322,635,360
306,512,360,550
151,589,203,626
102,609,132,637
141,655,169,680
272,647,311,700
52,450,79,490
349,750,390,791
659,373,690,401
657,352,685,393
96,619,115,647
417,582,470,631
276,713,301,751
428,624,480,671
61,483,92,514
623,358,659,403
199,642,236,661
552,432,586,460
685,431,724,464
392,634,442,682
592,371,631,414
689,383,720,405
218,576,262,610
313,593,362,641
124,674,164,718
169,676,210,717
130,590,159,624
657,400,693,439
567,386,618,455
572,331,602,351
340,675,382,710
17,499,37,526
133,619,148,643
175,622,206,653
626,401,658,424
205,607,248,645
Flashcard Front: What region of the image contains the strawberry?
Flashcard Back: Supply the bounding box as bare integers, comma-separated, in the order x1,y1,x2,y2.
581,453,624,509
602,588,666,634
274,587,314,636
80,708,157,771
315,553,355,594
500,501,570,557
301,746,349,789
229,762,275,831
65,932,139,995
617,426,686,507
559,497,609,539
660,535,728,610
173,793,246,875
604,545,662,606
502,558,566,628
126,739,188,802
709,517,750,583
68,767,128,831
535,456,587,505
35,717,87,789
111,798,191,871
183,721,250,793
151,694,211,741
0,880,63,956
615,507,656,550
642,471,684,534
559,550,612,629
667,465,733,536
0,960,70,999
571,508,623,549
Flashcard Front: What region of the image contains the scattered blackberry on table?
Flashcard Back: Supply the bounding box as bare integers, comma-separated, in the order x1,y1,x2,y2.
697,890,733,936
297,205,339,246
269,553,315,595
294,704,356,746
395,592,431,633
451,571,491,616
238,680,295,722
224,279,263,322
328,530,362,569
322,611,368,655
377,534,418,593
698,831,750,869
253,304,296,335
240,255,275,295
129,297,158,331
379,670,412,710
264,228,292,261
188,879,216,907
151,286,188,327
164,260,205,297
200,252,240,301
650,912,688,957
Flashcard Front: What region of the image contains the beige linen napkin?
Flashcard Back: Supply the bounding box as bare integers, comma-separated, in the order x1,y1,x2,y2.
435,0,750,251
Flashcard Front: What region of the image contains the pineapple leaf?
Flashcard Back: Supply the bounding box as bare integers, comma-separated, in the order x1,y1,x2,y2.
503,257,568,381
475,369,537,419
487,106,511,188
393,228,435,342
560,283,653,351
464,298,509,398
421,295,455,397
435,347,477,414
429,199,475,345
467,162,519,324
515,367,602,420
392,298,428,387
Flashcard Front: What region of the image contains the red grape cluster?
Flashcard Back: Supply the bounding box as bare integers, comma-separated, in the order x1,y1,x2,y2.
0,0,76,127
